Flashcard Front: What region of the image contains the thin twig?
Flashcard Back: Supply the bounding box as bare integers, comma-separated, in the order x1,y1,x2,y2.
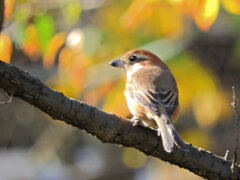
231,86,240,180
224,150,230,161
0,91,13,104
0,95,12,104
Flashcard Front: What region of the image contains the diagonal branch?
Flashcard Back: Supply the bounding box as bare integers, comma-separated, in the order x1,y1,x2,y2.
0,60,239,179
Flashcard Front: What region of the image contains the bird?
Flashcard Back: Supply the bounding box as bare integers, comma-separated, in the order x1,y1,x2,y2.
109,49,186,152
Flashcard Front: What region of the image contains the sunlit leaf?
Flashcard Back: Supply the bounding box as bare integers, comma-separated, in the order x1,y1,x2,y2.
167,0,219,31
43,32,66,68
121,0,152,30
13,4,30,22
169,53,231,127
166,0,184,3
147,1,183,37
84,81,116,105
4,0,15,19
150,159,204,180
58,47,74,70
194,0,220,31
62,1,82,25
222,0,240,14
121,0,183,37
69,54,88,93
49,54,88,98
102,77,130,117
35,14,55,52
22,24,40,60
57,50,89,97
181,128,213,149
47,74,79,98
122,148,147,169
193,91,222,127
169,54,217,112
0,33,12,63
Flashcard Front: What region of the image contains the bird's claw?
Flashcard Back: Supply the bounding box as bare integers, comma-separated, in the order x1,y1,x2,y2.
131,117,140,126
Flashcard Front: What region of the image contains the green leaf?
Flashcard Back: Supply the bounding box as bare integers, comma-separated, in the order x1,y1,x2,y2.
34,14,55,52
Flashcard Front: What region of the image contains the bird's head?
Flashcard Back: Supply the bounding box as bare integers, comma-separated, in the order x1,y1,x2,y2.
109,49,168,71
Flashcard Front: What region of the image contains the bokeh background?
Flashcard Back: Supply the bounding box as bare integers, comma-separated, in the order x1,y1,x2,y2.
0,0,240,179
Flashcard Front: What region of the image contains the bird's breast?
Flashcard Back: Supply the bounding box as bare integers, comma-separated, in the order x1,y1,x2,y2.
124,90,139,115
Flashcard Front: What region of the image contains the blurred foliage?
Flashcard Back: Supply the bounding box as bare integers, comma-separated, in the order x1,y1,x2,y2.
122,148,147,169
1,0,240,179
0,33,12,63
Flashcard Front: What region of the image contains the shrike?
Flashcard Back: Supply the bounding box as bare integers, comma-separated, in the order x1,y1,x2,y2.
110,49,186,152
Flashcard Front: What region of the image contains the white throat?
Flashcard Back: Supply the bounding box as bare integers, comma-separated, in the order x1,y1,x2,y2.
127,63,144,80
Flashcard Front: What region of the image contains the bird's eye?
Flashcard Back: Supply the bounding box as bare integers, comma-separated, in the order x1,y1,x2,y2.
129,55,137,62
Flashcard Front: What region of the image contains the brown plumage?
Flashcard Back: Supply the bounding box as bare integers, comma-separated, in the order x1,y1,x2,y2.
110,49,186,152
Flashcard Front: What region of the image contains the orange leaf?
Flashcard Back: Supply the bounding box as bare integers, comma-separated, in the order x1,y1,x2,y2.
43,32,66,68
121,0,153,30
22,25,40,60
168,0,219,31
58,47,74,70
84,81,116,105
4,0,15,19
69,54,88,92
102,77,130,117
194,0,220,31
0,33,12,63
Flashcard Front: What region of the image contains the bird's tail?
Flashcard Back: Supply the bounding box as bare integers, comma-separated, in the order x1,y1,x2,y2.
155,113,187,152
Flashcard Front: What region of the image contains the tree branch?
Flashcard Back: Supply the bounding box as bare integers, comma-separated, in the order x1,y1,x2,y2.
0,60,239,179
231,86,240,180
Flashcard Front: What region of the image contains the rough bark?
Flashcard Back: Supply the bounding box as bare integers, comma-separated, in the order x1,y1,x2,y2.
0,60,239,179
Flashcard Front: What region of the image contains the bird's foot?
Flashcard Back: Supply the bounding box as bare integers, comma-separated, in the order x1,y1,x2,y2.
131,117,140,126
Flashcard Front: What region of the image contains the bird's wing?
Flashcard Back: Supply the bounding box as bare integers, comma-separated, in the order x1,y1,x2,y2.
144,88,178,117
127,69,186,152
127,68,178,116
128,81,178,118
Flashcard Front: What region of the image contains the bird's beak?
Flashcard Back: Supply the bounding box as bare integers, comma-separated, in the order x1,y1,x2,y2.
109,59,125,68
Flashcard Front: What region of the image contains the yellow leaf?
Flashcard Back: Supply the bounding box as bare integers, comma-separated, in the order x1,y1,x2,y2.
193,91,222,127
122,148,147,169
58,47,74,70
63,1,82,25
69,54,88,93
43,32,66,68
181,128,213,149
170,55,217,113
167,0,219,31
84,81,116,105
122,0,183,37
4,0,15,19
194,0,220,31
222,0,240,14
121,0,154,30
170,54,231,127
0,33,12,63
102,77,130,117
22,25,40,60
